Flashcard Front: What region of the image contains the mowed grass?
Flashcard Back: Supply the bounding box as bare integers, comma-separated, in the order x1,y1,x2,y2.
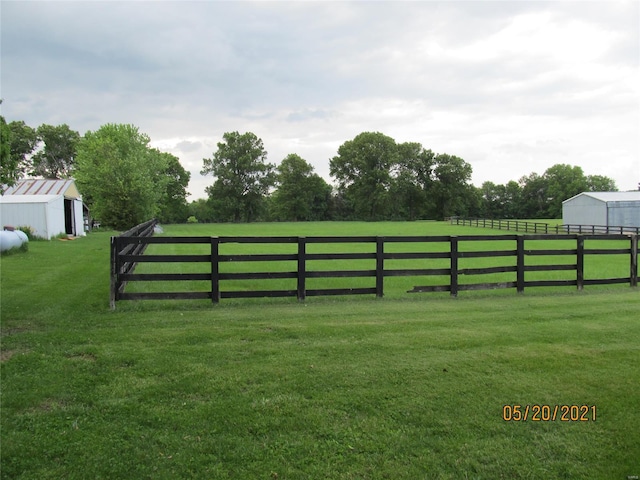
128,221,633,299
1,222,639,479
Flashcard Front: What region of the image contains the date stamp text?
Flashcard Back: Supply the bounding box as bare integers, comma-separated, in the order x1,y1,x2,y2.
502,404,597,422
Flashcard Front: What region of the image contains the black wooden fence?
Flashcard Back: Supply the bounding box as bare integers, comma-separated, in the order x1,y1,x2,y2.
110,229,638,308
110,219,157,307
451,217,640,235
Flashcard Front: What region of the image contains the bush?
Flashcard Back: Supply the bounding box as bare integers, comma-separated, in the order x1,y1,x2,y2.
187,216,198,224
16,225,39,241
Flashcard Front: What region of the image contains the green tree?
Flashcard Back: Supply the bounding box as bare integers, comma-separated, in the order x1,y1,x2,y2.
188,198,216,223
74,124,169,230
270,154,331,221
201,131,275,222
0,115,15,187
503,180,523,218
154,150,191,224
389,143,435,220
479,181,504,218
586,175,617,192
518,172,549,219
330,132,397,220
479,180,522,219
7,120,39,181
430,153,474,219
31,124,80,178
543,164,588,218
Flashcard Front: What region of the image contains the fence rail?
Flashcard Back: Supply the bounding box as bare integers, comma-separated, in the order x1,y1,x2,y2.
451,217,640,235
110,228,638,308
109,219,157,307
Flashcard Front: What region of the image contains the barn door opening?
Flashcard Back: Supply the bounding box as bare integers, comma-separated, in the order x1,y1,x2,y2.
64,199,75,235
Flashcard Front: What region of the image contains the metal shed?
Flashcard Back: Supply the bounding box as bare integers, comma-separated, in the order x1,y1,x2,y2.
0,179,87,239
562,191,640,228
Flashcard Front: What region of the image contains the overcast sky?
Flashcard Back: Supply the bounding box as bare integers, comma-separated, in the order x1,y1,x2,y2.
2,0,639,200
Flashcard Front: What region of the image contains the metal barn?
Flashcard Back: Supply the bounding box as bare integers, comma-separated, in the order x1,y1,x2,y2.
0,179,87,239
562,191,640,228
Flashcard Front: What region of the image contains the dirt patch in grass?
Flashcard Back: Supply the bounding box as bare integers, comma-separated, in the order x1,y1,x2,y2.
0,349,16,362
0,326,29,337
65,352,97,362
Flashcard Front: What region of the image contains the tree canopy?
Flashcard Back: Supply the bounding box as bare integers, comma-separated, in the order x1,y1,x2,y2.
30,124,80,178
330,131,398,220
201,131,276,222
75,124,170,230
270,154,332,221
154,150,191,224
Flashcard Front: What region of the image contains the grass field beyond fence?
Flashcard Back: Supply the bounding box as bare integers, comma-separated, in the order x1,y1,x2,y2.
1,221,639,479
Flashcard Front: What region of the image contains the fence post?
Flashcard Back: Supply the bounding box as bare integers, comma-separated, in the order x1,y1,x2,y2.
450,236,458,297
210,237,219,303
298,237,306,301
630,234,638,288
110,236,118,310
376,237,384,298
576,236,584,291
516,236,525,293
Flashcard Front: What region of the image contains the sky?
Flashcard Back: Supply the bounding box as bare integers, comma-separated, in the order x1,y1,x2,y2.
1,0,639,200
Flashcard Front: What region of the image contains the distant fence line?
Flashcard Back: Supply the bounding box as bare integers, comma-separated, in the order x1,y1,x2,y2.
450,217,640,235
110,223,638,308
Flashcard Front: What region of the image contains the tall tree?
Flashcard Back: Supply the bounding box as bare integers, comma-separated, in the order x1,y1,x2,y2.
0,115,15,188
390,143,435,220
154,150,191,224
586,174,617,192
503,180,523,218
518,172,549,219
31,124,80,178
7,120,39,181
431,153,474,219
270,154,332,221
330,132,397,220
201,131,275,222
74,124,169,230
542,164,588,218
479,181,504,218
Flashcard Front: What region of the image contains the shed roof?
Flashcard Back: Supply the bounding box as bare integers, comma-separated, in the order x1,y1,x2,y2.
563,191,640,204
1,179,80,198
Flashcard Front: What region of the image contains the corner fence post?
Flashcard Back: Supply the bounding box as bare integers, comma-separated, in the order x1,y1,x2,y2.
576,236,584,291
630,234,638,288
450,236,459,297
298,237,306,301
376,237,385,298
110,236,117,310
211,236,219,304
516,236,525,293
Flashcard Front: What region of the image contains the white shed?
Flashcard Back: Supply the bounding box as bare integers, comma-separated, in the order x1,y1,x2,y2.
562,191,640,228
0,179,87,239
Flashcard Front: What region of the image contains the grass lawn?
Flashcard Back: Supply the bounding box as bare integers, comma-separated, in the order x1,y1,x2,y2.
127,221,633,300
1,222,639,479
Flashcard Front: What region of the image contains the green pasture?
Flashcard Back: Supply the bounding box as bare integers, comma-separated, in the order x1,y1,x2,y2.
1,222,639,479
126,221,634,300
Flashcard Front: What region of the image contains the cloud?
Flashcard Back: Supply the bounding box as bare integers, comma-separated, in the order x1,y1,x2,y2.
1,0,638,200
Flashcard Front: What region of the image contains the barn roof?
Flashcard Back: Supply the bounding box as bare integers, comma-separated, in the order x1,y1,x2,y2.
1,179,81,199
563,191,640,204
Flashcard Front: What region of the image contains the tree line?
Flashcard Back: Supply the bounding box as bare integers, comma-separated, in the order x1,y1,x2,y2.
1,111,618,229
191,130,617,223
